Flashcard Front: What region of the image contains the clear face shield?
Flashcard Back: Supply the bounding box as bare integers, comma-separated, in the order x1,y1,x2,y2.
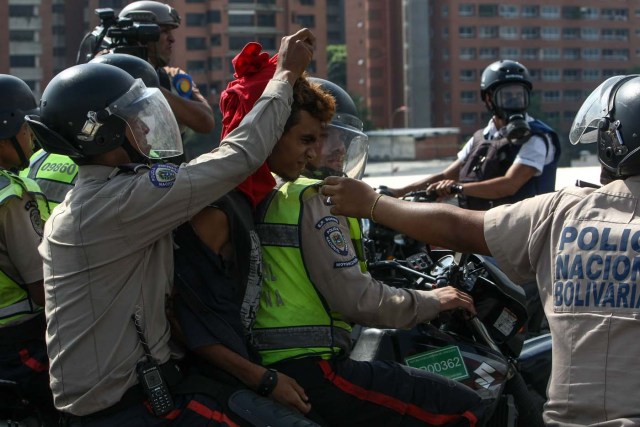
108,79,182,159
310,120,368,180
492,83,530,113
569,75,632,146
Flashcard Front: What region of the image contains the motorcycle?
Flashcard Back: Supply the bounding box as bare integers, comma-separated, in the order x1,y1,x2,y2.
351,188,551,426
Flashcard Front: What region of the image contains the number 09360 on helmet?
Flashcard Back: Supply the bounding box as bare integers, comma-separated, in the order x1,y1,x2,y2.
26,63,182,161
570,74,640,178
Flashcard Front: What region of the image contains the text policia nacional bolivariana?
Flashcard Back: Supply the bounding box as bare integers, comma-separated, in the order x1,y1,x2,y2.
555,226,640,310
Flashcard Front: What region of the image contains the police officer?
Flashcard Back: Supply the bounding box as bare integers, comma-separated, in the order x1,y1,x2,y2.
21,53,161,210
391,59,560,210
25,29,314,425
252,78,486,426
0,75,56,422
118,1,215,144
321,74,640,426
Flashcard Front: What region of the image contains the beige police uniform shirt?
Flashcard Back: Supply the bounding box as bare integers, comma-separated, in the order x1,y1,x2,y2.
485,176,640,426
40,80,292,416
300,184,441,328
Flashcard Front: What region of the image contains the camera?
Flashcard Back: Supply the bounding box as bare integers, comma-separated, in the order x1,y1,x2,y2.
76,8,160,64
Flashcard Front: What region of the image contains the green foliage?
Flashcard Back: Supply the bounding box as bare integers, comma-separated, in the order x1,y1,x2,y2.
327,45,347,88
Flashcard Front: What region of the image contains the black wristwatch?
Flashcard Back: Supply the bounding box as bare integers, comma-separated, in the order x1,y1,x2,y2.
257,368,278,396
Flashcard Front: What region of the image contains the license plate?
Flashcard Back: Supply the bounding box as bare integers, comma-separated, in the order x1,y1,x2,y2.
404,345,470,381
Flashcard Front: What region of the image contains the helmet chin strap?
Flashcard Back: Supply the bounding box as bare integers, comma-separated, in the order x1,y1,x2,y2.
10,136,29,170
122,139,147,165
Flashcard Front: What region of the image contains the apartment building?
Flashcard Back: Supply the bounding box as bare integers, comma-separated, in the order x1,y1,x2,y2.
346,0,640,151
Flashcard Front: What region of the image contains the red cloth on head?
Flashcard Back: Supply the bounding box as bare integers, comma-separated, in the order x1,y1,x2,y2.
220,42,279,208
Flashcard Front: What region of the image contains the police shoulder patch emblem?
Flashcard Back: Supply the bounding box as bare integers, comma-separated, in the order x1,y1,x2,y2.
324,226,349,256
149,163,179,188
25,201,44,237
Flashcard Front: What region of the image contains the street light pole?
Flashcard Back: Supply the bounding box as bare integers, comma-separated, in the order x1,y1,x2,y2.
389,105,408,174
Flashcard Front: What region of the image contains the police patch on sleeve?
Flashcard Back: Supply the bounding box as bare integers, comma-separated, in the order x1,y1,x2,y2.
149,163,179,188
315,216,339,229
324,226,350,256
25,201,44,237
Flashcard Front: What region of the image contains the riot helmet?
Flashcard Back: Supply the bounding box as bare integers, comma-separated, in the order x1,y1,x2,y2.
570,75,640,178
118,1,181,28
26,63,181,161
90,53,160,88
480,60,533,143
305,78,368,180
0,75,38,169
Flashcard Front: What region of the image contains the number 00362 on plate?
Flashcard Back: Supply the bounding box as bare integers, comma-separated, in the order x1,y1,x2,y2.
404,345,470,381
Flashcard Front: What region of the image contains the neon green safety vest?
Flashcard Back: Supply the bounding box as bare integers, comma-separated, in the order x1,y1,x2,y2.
252,177,366,366
20,149,78,210
0,169,49,326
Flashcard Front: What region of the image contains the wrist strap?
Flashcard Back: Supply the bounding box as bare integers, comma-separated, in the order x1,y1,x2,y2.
257,368,278,396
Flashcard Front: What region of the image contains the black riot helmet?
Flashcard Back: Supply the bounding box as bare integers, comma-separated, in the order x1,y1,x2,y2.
90,53,160,88
26,63,181,161
570,75,640,178
305,78,368,180
0,75,38,140
119,1,181,28
0,74,38,169
480,60,533,143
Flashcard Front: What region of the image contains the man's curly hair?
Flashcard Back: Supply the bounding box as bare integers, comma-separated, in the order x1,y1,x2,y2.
284,73,336,133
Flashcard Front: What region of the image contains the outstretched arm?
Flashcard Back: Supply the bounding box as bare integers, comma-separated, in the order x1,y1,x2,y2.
321,177,490,255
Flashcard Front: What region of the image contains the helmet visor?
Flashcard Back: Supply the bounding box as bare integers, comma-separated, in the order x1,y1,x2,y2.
315,122,368,180
108,79,182,159
569,75,629,145
493,83,529,111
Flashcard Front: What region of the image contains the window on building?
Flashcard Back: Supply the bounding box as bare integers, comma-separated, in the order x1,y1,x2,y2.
186,13,206,27
541,27,560,40
521,27,540,39
563,89,582,102
541,48,560,60
459,26,475,38
602,69,626,78
563,69,580,81
478,4,498,17
186,0,205,3
52,3,65,13
602,29,629,40
528,69,541,81
563,48,580,60
562,28,580,39
581,28,599,40
460,69,476,81
540,6,560,18
461,91,477,103
208,57,222,71
459,47,476,60
543,90,561,102
543,111,560,122
300,0,315,5
229,12,254,26
602,49,629,60
443,70,450,82
563,111,575,122
442,5,448,17
53,47,66,56
601,8,628,21
10,55,36,67
257,36,277,50
542,69,561,82
561,6,580,19
9,30,36,42
522,48,539,60
442,27,449,38
521,5,538,17
210,34,221,46
499,5,518,18
458,4,475,16
230,36,254,50
479,26,498,39
186,37,207,50
500,47,519,59
296,14,315,27
207,10,221,23
581,7,598,20
9,5,37,17
479,47,499,60
257,13,276,26
582,69,600,80
187,60,206,73
499,27,518,39
461,112,477,125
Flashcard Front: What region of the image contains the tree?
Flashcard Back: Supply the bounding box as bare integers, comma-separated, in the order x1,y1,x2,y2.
327,45,347,88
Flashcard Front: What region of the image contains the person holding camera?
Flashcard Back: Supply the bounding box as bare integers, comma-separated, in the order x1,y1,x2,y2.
119,1,215,150
26,28,315,426
389,59,560,210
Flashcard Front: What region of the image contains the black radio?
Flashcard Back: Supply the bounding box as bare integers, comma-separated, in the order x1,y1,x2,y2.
136,360,174,416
